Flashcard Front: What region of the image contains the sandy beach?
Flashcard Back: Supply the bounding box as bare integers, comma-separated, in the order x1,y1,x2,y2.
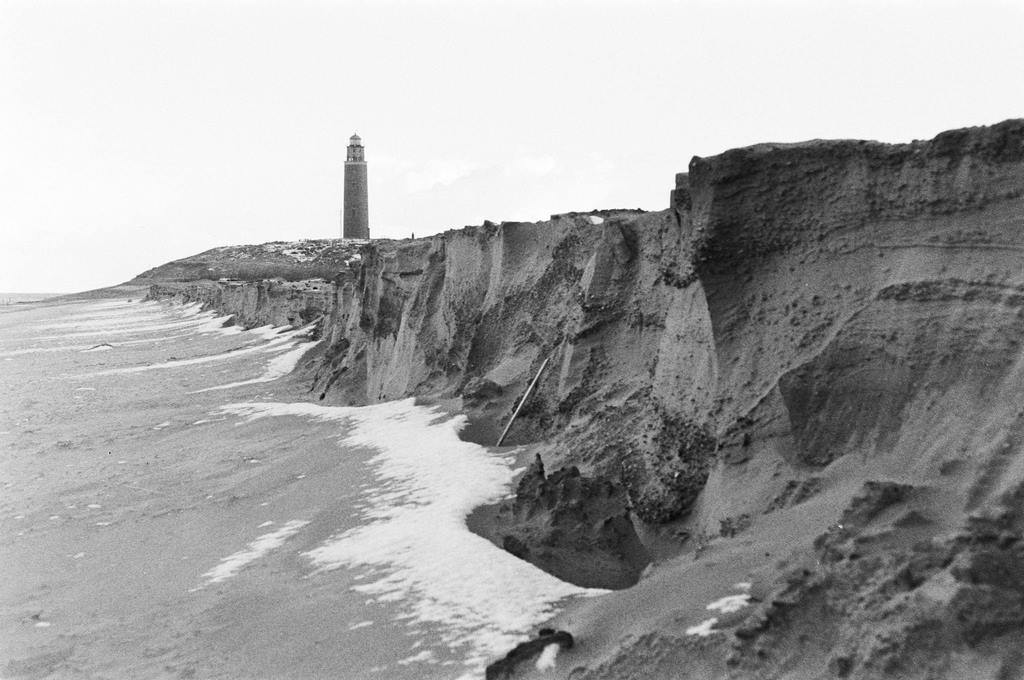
0,299,592,679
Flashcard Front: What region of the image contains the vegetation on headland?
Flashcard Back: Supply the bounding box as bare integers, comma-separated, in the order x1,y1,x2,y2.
131,239,367,284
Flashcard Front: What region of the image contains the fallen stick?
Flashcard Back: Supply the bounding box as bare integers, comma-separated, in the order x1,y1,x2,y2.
496,355,551,447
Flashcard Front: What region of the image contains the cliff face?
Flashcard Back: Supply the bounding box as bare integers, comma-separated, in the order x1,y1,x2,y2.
149,278,336,330
687,119,1024,510
609,119,1024,680
307,208,717,528
149,120,1024,679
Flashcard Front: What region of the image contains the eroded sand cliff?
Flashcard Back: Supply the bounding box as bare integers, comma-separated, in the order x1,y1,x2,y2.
149,119,1024,679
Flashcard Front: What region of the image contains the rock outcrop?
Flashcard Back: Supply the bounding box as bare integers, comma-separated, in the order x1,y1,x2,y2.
146,119,1024,679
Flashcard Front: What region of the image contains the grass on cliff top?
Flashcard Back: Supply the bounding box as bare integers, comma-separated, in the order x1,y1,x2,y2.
132,239,368,284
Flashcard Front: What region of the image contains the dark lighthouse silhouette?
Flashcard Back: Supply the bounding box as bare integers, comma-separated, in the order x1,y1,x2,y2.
342,133,369,239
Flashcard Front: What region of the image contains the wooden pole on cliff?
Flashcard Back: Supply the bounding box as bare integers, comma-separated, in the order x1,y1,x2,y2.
496,355,551,447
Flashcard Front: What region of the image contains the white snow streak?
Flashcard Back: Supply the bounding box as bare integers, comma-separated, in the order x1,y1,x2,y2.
200,520,309,584
535,643,560,670
685,617,719,637
219,399,603,676
191,340,320,392
706,593,751,614
77,324,312,377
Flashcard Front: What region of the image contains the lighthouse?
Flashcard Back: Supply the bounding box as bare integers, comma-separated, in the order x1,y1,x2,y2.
342,133,369,240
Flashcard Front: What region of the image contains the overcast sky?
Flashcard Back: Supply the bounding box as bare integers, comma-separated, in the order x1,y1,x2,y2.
2,0,1023,293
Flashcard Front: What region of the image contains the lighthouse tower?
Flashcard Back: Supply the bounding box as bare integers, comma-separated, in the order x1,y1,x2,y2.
342,134,369,240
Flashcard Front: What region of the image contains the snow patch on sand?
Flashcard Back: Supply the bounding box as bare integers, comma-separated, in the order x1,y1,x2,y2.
191,340,320,392
193,314,245,336
78,324,313,378
247,324,295,340
706,593,751,614
684,584,752,637
535,643,560,670
704,581,753,614
219,399,602,675
200,519,309,584
29,302,241,346
686,617,719,637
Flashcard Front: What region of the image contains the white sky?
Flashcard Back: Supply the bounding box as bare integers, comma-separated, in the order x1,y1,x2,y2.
2,0,1023,293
